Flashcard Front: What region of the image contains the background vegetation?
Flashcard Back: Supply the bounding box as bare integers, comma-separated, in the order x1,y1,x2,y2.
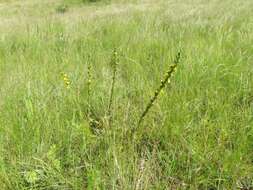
0,0,253,189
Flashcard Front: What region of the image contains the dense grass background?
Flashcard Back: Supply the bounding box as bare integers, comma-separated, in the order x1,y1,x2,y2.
0,0,253,189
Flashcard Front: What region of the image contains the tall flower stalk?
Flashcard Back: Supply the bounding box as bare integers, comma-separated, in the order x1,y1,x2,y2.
108,49,119,127
137,52,181,128
87,54,92,122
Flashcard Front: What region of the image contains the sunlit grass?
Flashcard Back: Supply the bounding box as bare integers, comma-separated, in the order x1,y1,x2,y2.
0,0,253,189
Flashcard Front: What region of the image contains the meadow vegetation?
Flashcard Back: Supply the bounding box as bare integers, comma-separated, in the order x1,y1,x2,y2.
0,0,253,189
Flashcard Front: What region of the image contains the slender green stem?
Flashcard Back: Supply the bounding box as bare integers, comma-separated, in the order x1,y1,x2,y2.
108,49,119,127
87,54,92,123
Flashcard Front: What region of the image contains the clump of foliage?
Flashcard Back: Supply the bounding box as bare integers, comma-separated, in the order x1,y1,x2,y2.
56,4,69,13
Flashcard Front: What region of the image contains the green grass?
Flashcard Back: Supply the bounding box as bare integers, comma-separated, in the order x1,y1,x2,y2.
0,0,253,189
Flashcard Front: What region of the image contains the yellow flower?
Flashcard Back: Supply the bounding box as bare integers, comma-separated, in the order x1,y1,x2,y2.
61,72,71,89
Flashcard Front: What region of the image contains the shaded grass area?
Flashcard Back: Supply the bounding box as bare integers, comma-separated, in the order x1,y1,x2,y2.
0,0,253,189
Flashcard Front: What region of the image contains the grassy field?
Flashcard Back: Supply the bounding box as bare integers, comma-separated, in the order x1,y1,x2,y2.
0,0,253,189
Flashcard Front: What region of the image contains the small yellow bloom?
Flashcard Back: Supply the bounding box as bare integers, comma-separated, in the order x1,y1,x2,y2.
61,72,71,89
